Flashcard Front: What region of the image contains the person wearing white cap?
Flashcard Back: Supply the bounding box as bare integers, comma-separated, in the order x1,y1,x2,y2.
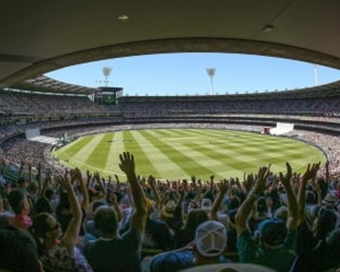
149,220,230,272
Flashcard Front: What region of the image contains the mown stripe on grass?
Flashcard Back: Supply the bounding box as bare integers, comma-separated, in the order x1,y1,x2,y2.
120,130,161,177
57,135,96,157
104,131,126,176
127,130,187,179
142,130,220,179
85,133,112,168
167,129,270,177
53,129,326,180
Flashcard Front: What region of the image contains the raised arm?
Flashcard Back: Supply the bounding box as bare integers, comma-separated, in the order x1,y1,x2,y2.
93,171,107,202
74,168,90,211
56,170,82,256
28,161,33,184
235,166,270,236
147,175,161,209
211,180,229,221
297,163,320,225
279,162,297,230
37,162,43,196
119,152,147,234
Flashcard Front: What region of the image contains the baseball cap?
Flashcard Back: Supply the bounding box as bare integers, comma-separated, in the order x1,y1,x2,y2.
256,218,286,247
195,220,227,257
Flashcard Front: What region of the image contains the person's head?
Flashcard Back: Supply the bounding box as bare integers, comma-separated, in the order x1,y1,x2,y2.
227,196,241,210
184,209,209,232
17,177,26,189
194,220,227,261
0,227,41,272
185,190,196,201
161,200,176,221
92,199,106,214
203,191,214,203
313,207,337,241
322,193,338,209
35,197,52,214
201,198,213,212
254,218,287,249
256,196,268,214
306,190,316,205
32,213,62,243
44,188,56,200
274,206,288,223
8,188,30,215
94,206,118,236
58,190,70,209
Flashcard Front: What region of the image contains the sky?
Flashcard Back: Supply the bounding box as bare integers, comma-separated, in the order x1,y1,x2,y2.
45,53,340,96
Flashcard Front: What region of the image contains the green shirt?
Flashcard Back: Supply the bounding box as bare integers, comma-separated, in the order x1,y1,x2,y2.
237,229,297,272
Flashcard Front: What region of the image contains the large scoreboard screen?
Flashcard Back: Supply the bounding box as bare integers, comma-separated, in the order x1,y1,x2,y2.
102,94,116,105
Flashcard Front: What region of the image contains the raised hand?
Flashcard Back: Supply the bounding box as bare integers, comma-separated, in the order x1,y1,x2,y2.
243,173,255,193
253,165,271,195
218,179,229,194
302,162,320,182
55,174,71,189
119,152,135,177
147,175,156,188
94,171,100,182
279,162,293,188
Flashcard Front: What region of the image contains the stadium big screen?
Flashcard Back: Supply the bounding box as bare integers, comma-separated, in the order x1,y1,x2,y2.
102,94,116,105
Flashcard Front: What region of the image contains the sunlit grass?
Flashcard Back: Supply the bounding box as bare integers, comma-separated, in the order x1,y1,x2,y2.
52,129,326,181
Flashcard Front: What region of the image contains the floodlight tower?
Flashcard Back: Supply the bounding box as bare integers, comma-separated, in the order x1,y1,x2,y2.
103,66,112,87
206,68,216,95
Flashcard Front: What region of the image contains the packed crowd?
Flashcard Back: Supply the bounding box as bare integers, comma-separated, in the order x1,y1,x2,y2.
0,148,340,272
118,96,340,117
0,91,119,117
3,89,340,120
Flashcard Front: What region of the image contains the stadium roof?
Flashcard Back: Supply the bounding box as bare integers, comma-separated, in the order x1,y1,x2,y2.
1,1,340,93
9,75,97,95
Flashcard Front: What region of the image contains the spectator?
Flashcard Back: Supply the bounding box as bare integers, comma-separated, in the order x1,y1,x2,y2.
143,198,174,252
235,163,298,272
173,208,209,249
291,163,340,272
0,195,13,228
150,220,230,272
32,171,92,272
7,188,32,230
84,152,148,272
0,225,43,272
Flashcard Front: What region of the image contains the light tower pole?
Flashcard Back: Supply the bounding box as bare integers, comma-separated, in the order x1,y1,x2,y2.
206,68,216,95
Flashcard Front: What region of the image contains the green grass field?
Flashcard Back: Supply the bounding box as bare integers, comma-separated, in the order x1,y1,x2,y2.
52,128,327,180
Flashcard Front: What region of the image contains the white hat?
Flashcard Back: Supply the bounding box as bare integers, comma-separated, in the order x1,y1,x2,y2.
195,220,227,258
